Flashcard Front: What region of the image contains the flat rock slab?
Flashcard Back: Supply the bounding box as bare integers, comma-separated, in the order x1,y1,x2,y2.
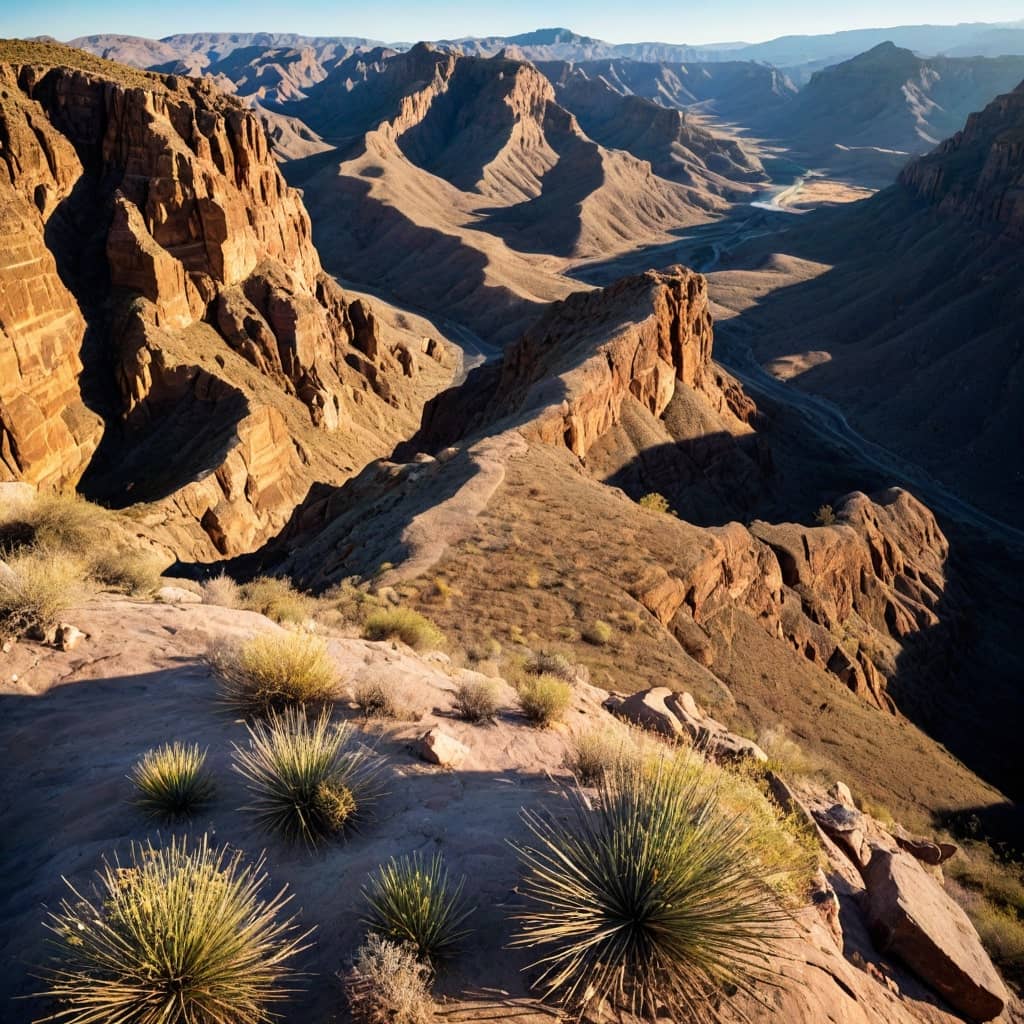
864,848,1008,1021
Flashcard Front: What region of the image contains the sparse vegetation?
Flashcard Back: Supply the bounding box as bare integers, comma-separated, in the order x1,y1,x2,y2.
232,706,385,845
517,674,572,727
512,754,792,1019
524,649,577,681
466,636,502,662
453,678,502,723
815,503,837,526
350,678,423,721
239,576,315,624
211,630,338,714
638,492,673,515
0,492,112,554
564,725,631,785
361,852,473,965
345,935,437,1024
129,741,215,820
581,619,613,646
202,572,243,609
363,608,445,650
89,546,163,596
36,835,308,1024
0,548,85,636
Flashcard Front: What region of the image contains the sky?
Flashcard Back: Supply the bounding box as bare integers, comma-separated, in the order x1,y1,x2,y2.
1,0,1023,46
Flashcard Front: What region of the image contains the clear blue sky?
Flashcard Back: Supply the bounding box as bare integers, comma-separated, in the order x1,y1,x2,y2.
1,0,1022,45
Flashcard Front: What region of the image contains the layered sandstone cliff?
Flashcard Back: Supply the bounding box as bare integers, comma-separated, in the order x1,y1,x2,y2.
0,42,451,559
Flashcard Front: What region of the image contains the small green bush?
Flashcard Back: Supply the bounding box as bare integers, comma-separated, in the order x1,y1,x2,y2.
524,649,576,681
233,706,386,845
815,504,837,526
453,678,502,723
3,492,113,553
581,620,613,646
345,934,437,1024
517,674,572,728
363,608,445,650
89,547,163,596
36,835,308,1024
638,492,673,515
361,852,473,964
129,741,215,820
564,726,631,785
512,754,790,1019
211,630,339,714
240,576,315,624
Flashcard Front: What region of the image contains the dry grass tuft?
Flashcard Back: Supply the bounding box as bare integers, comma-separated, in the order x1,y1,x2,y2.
0,548,86,636
564,725,634,785
202,572,243,609
363,608,445,651
89,547,163,596
517,674,573,728
453,678,502,723
344,934,436,1024
239,576,316,624
581,620,613,646
210,631,339,714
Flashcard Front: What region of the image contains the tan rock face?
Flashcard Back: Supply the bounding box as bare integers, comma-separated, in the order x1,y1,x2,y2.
0,55,452,559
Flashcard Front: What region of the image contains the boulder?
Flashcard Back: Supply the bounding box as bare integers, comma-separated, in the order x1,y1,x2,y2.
54,623,85,652
155,586,203,605
606,687,683,738
830,780,855,808
892,826,958,866
414,728,469,769
863,848,1008,1021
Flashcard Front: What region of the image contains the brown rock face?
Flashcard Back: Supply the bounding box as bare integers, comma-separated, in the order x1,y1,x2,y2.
0,68,103,488
864,848,1008,1021
489,267,719,458
900,80,1024,239
0,46,451,559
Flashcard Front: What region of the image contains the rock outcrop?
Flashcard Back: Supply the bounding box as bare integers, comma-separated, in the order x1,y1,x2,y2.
900,79,1024,239
0,43,451,559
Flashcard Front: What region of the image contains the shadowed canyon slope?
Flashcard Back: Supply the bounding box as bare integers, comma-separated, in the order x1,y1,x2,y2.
0,41,454,560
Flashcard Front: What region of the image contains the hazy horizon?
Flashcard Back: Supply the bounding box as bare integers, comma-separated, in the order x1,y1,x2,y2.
4,1,1024,48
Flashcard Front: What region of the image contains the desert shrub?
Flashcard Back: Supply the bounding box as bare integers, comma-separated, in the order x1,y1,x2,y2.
350,678,422,721
211,630,338,714
756,725,823,780
36,835,308,1024
130,741,215,820
232,706,385,845
202,572,242,609
3,492,113,553
466,637,502,662
361,852,473,964
321,577,380,624
363,608,445,650
89,547,163,596
815,504,837,526
564,726,633,786
638,492,673,515
453,678,502,723
517,674,572,728
524,649,576,681
581,620,613,646
0,548,84,636
240,576,315,624
512,754,792,1019
345,934,436,1024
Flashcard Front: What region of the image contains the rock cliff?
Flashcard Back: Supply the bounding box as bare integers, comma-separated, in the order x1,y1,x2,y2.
900,79,1024,239
0,42,451,559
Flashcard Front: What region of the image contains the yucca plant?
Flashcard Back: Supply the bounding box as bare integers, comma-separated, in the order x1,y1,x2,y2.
361,852,473,965
512,755,789,1022
232,706,386,845
129,741,215,820
36,834,310,1024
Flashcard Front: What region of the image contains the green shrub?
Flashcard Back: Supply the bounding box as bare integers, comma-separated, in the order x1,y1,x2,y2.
363,608,445,650
211,630,339,714
129,741,215,820
0,548,85,636
240,576,315,624
815,504,837,526
232,706,386,845
564,726,631,786
3,492,113,553
36,835,308,1024
581,620,613,646
361,852,473,965
202,572,242,609
512,755,789,1019
345,934,436,1024
524,649,576,681
638,493,673,515
517,674,572,728
453,678,502,723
